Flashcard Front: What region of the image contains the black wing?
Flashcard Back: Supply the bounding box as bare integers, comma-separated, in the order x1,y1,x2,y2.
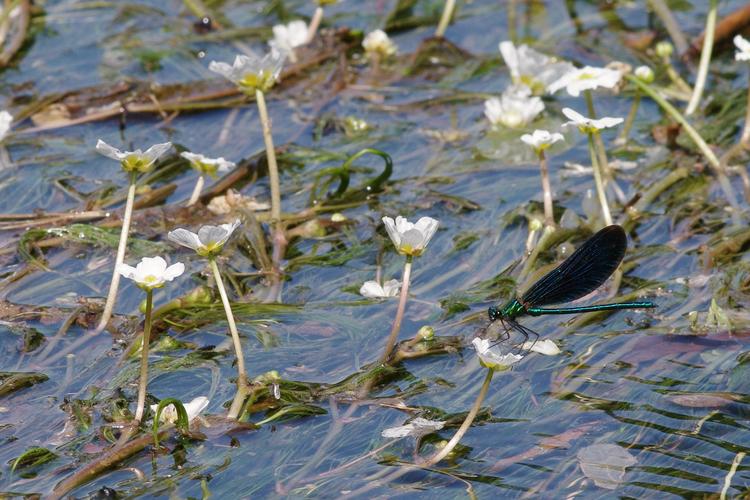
521,225,627,307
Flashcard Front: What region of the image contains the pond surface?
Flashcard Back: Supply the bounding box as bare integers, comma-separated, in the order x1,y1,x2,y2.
2,0,750,497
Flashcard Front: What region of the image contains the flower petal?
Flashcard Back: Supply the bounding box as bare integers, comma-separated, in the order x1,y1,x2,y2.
360,280,386,298
116,263,137,280
95,139,126,161
168,228,203,251
382,216,401,248
143,142,172,162
381,279,401,297
414,217,439,247
163,262,185,281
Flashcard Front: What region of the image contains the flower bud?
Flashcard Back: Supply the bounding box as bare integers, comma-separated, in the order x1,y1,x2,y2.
634,65,654,83
655,41,674,58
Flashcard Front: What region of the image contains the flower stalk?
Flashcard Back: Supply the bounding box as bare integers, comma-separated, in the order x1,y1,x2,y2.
435,0,456,37
307,6,324,43
587,133,613,226
255,89,284,257
133,289,153,423
187,174,205,206
537,150,554,226
209,257,248,420
95,172,137,333
685,0,718,116
379,256,412,363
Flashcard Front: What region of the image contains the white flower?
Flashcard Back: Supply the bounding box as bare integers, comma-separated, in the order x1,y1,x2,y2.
360,279,401,298
362,29,397,58
168,220,241,258
117,256,185,291
96,140,172,173
0,111,12,141
520,339,561,356
382,216,439,257
381,417,445,438
521,129,564,153
472,337,522,370
180,152,235,178
499,41,576,95
484,85,544,129
208,50,285,93
547,66,622,96
562,107,623,133
634,65,654,83
151,396,209,424
735,35,750,61
270,20,309,54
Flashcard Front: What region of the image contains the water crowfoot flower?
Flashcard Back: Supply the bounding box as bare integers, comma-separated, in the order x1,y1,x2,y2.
168,220,241,258
484,85,544,129
118,256,184,425
360,279,401,298
520,130,564,226
181,152,236,206
117,256,185,291
381,417,445,438
0,110,12,142
735,35,750,61
151,396,209,423
95,140,172,173
209,50,285,94
168,221,247,420
499,41,575,95
472,338,522,370
561,107,623,134
93,140,174,335
547,66,621,97
270,20,309,63
362,29,397,60
520,129,564,152
382,216,439,257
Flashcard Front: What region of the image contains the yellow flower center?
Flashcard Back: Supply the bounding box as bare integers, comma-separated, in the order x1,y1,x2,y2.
238,70,276,93
122,154,149,173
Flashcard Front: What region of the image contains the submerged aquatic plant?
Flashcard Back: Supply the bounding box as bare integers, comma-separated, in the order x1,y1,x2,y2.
180,152,235,206
117,256,184,424
168,221,248,420
378,216,439,363
93,140,173,334
521,129,564,226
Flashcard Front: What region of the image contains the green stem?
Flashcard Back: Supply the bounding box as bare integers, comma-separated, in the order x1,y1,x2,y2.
209,258,248,420
685,0,718,116
379,256,413,364
94,171,137,334
435,0,456,37
626,74,740,220
587,133,613,226
133,289,153,424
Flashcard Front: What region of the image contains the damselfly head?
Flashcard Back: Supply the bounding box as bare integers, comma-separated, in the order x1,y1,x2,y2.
488,306,502,322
